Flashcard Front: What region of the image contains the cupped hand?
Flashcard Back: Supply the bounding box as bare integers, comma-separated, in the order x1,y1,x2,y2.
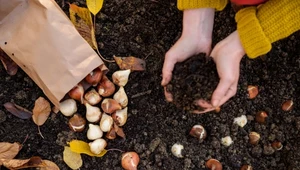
210,30,245,107
161,8,215,102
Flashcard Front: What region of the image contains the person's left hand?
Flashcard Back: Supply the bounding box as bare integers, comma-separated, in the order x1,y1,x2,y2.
209,30,245,107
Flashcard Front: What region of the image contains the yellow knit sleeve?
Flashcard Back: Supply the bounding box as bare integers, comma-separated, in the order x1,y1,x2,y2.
235,0,300,59
177,0,228,11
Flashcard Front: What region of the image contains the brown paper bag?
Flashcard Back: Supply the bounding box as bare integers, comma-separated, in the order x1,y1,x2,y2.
0,0,107,107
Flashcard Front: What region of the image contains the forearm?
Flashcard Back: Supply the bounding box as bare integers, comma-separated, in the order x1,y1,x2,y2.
177,0,228,11
235,0,300,58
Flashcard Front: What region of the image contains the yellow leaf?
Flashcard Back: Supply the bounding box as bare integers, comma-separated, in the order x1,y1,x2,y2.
63,147,82,169
69,140,107,157
69,3,98,49
86,0,103,15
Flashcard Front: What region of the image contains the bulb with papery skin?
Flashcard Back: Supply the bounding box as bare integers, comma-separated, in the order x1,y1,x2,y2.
121,152,140,170
87,124,103,140
59,99,77,117
113,86,128,108
112,69,131,86
85,67,103,86
112,107,128,126
101,98,122,114
84,88,102,105
85,103,102,122
89,138,107,154
100,113,113,132
68,83,84,103
97,75,115,97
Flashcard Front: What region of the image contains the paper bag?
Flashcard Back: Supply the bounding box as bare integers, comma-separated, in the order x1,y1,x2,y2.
0,0,107,107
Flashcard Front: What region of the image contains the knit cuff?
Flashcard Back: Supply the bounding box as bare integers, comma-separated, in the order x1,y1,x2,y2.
235,7,271,59
177,0,228,11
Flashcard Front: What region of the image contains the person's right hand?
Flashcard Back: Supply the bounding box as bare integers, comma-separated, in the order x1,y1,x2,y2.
161,8,215,102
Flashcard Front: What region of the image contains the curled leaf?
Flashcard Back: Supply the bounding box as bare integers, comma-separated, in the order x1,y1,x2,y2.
86,0,103,15
32,97,51,126
0,142,21,160
63,146,82,169
3,102,32,119
113,56,146,71
69,3,97,49
40,160,60,170
1,156,46,169
69,140,107,157
0,48,18,76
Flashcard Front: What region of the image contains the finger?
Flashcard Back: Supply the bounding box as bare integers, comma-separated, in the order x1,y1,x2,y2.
217,86,237,106
161,55,177,86
211,78,234,107
164,86,173,102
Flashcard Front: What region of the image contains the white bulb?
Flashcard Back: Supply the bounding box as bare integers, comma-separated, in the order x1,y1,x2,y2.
59,99,77,116
171,143,184,158
221,136,233,147
233,115,247,127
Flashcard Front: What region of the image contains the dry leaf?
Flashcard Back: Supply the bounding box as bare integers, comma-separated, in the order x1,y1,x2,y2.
63,146,82,169
69,3,97,49
32,97,51,126
69,140,107,157
3,102,32,119
1,156,46,169
0,142,21,160
86,0,103,15
0,48,18,76
40,160,60,170
113,56,146,71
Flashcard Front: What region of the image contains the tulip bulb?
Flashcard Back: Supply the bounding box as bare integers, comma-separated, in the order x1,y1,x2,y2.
59,99,77,116
68,83,84,103
113,86,128,107
106,127,116,140
221,136,233,146
85,103,102,122
100,113,113,132
121,152,140,170
101,98,122,114
89,138,107,154
87,124,103,140
68,114,86,132
97,75,115,97
84,88,102,105
112,107,128,126
112,69,131,86
85,67,103,86
233,115,247,127
171,143,184,158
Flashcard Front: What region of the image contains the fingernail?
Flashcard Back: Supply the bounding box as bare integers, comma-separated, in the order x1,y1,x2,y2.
212,99,219,107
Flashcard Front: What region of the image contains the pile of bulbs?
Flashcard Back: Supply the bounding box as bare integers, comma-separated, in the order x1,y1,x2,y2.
59,67,130,155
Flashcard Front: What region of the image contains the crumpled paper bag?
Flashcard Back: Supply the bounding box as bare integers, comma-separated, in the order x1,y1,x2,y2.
0,0,107,107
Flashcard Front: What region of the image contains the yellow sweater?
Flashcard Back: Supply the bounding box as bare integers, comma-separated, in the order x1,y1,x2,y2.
177,0,300,58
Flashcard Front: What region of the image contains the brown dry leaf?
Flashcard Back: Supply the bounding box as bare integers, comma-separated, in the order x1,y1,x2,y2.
3,102,32,119
32,97,51,126
1,156,46,169
113,55,146,71
0,142,21,161
69,3,97,49
0,47,18,76
40,160,60,170
63,146,82,169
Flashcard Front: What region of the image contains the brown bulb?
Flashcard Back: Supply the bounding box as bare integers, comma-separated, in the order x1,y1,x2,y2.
249,132,260,145
282,100,293,111
101,98,122,114
85,67,103,86
68,83,84,104
240,165,253,170
271,141,283,150
68,114,86,132
97,75,115,97
255,111,268,124
121,152,140,170
206,159,222,170
106,127,116,140
247,85,258,99
189,125,207,142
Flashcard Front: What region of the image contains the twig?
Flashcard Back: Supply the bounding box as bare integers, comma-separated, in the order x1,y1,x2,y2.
22,134,29,145
107,148,125,153
38,126,44,139
131,90,152,98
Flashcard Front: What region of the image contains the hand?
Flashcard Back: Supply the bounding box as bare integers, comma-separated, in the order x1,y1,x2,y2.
161,8,215,101
210,30,245,107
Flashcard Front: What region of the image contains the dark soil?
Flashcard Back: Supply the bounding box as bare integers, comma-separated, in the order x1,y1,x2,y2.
1,0,300,169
